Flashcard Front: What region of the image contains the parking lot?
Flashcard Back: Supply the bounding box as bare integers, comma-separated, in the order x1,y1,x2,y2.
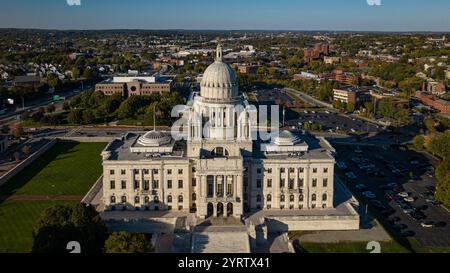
334,144,450,248
286,111,380,134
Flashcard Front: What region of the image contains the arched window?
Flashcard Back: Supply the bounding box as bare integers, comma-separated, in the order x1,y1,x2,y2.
299,194,304,202
192,193,197,201
167,195,173,203
134,196,140,204
280,195,285,202
121,196,127,203
322,193,327,202
256,194,262,203
312,194,317,202
267,194,272,202
154,196,160,204
178,195,184,203
290,195,295,202
110,196,116,203
144,196,150,204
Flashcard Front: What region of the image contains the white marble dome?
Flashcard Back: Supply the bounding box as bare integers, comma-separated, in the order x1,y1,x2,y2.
137,131,171,147
200,43,239,101
273,130,302,146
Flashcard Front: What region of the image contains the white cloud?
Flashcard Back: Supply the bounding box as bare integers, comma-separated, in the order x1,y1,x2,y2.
367,0,382,6
66,0,81,6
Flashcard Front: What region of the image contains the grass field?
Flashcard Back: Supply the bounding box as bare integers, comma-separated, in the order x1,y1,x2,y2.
0,141,106,253
0,142,106,197
0,200,78,253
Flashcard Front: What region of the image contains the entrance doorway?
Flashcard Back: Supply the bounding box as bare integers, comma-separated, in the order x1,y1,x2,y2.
207,203,214,218
217,202,224,217
227,203,233,217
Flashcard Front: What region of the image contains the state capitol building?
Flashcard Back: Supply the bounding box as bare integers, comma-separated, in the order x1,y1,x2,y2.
100,44,347,222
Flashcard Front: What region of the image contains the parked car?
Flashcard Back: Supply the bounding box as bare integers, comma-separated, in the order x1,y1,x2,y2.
398,192,409,198
404,197,415,202
421,221,435,228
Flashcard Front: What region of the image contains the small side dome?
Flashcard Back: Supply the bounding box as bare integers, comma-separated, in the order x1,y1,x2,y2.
273,131,302,146
137,131,171,147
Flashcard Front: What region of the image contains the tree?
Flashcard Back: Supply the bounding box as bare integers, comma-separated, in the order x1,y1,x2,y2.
67,109,83,124
104,232,153,253
13,125,24,139
22,145,31,155
412,135,425,151
82,109,95,124
435,157,450,208
364,101,374,115
346,102,355,113
32,204,106,253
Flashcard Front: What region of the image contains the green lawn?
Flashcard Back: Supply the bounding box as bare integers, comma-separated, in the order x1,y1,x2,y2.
0,142,106,196
293,241,411,253
0,200,78,253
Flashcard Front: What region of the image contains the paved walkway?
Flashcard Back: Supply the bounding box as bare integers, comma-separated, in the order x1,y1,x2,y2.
0,195,84,201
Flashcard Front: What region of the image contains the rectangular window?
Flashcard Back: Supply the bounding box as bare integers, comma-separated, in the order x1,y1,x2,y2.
289,168,295,173
153,169,159,174
134,169,139,175
110,180,115,189
289,179,295,189
267,168,272,174
256,179,262,188
298,178,304,188
152,180,159,189
280,168,285,173
192,178,196,187
121,170,126,175
324,168,329,174
167,169,172,175
144,180,149,190
313,168,318,173
257,168,262,174
143,169,149,175
167,180,172,189
178,169,183,175
267,179,272,188
121,180,126,189
312,178,317,187
134,180,139,190
323,178,328,187
280,179,285,188
299,168,304,173
178,180,183,189
110,170,115,175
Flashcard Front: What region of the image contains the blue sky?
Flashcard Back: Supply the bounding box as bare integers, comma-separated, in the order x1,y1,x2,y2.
0,0,449,31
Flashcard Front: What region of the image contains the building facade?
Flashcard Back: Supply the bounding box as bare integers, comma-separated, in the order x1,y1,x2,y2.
95,75,173,97
101,44,336,219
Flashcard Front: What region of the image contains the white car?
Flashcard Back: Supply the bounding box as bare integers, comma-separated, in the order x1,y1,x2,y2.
404,197,415,202
398,192,409,198
421,222,435,228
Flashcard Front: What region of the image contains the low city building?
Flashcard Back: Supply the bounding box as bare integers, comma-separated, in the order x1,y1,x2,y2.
416,91,450,114
333,87,371,107
323,56,342,65
12,75,42,88
95,74,173,97
321,70,359,86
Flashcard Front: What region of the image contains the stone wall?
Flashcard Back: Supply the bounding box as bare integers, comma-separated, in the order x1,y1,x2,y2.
0,139,57,188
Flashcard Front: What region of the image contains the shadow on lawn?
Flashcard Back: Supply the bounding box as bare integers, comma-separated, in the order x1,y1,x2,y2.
0,141,79,205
